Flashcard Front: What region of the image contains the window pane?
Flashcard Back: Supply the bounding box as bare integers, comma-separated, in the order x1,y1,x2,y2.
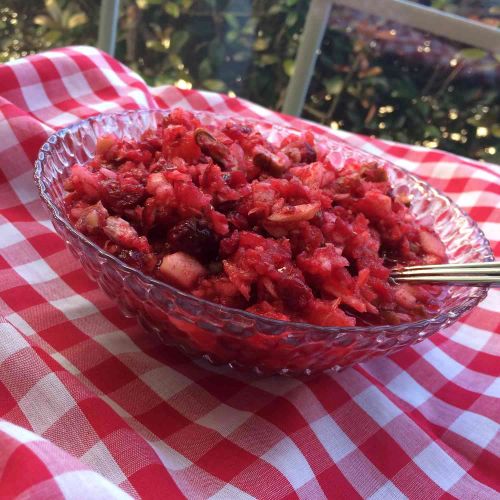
303,2,499,163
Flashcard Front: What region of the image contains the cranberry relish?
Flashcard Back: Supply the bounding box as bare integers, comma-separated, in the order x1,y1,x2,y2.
64,109,446,327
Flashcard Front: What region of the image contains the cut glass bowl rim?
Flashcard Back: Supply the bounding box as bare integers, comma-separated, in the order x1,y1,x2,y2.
34,109,494,336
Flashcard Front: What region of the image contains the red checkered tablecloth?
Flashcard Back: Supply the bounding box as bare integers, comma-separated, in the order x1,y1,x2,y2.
0,46,499,499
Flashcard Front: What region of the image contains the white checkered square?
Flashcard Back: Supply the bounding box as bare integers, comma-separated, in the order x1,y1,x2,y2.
0,115,21,151
140,366,193,401
422,348,463,380
0,420,43,444
310,415,356,462
0,222,25,248
197,404,252,437
413,443,465,491
18,372,77,435
484,377,500,397
39,219,57,232
354,386,402,427
14,259,58,285
45,111,80,128
261,437,315,490
449,411,498,449
10,170,40,204
387,372,432,407
54,470,132,500
6,312,36,336
368,481,407,500
209,484,255,500
450,324,493,354
480,289,499,314
80,440,128,485
480,223,500,247
0,323,30,363
21,82,52,112
252,376,302,396
149,441,191,471
94,331,141,356
60,72,93,99
50,295,98,320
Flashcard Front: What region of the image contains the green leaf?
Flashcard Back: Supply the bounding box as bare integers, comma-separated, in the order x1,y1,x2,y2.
223,13,239,30
457,48,487,60
181,0,193,9
45,0,62,22
233,51,249,62
67,12,88,29
165,2,180,18
259,54,279,65
225,30,239,43
286,11,298,27
491,124,500,138
364,76,389,91
208,40,225,65
394,115,406,128
242,18,258,35
466,116,482,126
61,8,70,28
199,58,212,80
431,0,448,10
325,76,343,95
171,30,189,50
168,53,182,67
282,59,295,77
424,125,440,138
253,37,270,51
203,79,226,92
33,15,54,27
269,4,283,15
415,102,431,118
138,0,163,6
146,40,165,51
44,29,61,44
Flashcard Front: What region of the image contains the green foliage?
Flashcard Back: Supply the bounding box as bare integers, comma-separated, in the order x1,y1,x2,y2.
116,0,306,108
33,0,89,44
0,0,498,163
0,1,95,61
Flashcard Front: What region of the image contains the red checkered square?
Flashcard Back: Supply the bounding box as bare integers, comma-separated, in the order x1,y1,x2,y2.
231,460,297,498
136,402,190,439
358,428,412,477
0,441,56,498
166,423,224,463
197,440,259,482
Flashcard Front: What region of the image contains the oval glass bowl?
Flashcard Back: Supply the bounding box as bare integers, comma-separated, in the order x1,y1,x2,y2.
34,110,493,375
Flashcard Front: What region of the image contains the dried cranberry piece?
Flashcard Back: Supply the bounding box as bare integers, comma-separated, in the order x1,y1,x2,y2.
99,178,146,212
167,217,219,262
276,275,314,311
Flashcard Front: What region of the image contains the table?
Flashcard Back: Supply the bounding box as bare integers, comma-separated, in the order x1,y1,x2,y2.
0,46,498,499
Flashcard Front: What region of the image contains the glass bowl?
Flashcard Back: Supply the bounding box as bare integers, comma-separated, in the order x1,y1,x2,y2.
34,110,494,375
